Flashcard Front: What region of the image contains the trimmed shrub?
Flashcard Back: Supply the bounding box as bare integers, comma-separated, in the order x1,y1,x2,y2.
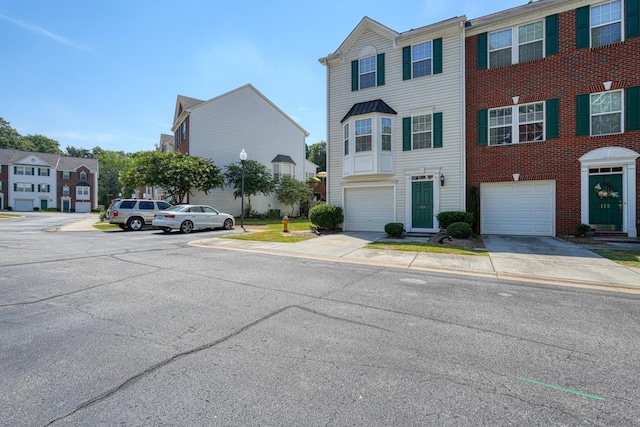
437,211,474,230
574,223,591,237
384,222,404,237
447,222,473,239
308,204,344,230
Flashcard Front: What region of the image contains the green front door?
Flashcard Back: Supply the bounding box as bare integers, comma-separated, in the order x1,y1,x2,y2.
62,200,70,212
412,181,433,229
40,199,48,211
589,174,623,231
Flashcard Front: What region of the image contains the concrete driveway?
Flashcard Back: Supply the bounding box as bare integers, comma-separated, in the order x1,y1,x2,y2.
483,235,640,288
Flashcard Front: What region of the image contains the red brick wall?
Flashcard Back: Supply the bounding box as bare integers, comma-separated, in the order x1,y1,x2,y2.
466,8,640,235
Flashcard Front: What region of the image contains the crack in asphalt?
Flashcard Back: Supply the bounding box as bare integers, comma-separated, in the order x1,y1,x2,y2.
44,304,388,426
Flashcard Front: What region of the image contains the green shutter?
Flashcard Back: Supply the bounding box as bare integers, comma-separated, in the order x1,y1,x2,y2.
402,46,411,80
433,112,443,148
403,117,412,151
576,6,590,49
626,86,640,131
545,14,559,56
433,38,442,74
31,168,34,175
31,184,34,192
477,109,488,146
14,183,17,191
351,60,359,91
628,0,640,38
60,171,63,178
14,166,17,174
546,98,560,139
576,94,591,135
377,53,385,86
477,32,488,70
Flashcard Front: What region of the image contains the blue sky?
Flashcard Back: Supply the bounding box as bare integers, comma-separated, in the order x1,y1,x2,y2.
0,0,525,153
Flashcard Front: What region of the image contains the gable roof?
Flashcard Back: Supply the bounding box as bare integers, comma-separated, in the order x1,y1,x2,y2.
173,84,309,136
341,99,397,123
173,95,205,124
0,148,98,172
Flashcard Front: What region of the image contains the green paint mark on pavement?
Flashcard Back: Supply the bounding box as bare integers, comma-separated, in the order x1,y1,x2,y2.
518,377,606,402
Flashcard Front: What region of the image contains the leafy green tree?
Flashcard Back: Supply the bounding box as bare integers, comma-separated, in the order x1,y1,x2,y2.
275,175,313,216
0,117,24,150
308,141,326,173
22,134,62,154
95,148,133,206
224,159,275,212
120,151,224,204
65,146,95,158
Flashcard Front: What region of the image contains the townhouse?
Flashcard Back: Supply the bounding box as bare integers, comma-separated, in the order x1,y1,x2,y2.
0,148,99,212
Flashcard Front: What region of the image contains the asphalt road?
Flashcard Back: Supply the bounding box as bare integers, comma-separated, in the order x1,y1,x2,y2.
1,213,639,426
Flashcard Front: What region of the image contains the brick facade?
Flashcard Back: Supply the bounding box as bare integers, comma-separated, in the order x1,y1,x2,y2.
466,6,640,236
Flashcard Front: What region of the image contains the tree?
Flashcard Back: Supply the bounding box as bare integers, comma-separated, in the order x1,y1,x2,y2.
0,118,24,150
95,148,133,206
307,141,326,173
22,134,62,154
224,159,275,213
275,175,313,216
65,146,95,158
120,151,224,204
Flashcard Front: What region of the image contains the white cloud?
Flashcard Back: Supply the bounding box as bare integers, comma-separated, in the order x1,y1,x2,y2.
0,13,91,51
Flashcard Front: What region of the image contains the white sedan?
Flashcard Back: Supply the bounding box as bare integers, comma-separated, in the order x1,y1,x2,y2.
152,204,235,233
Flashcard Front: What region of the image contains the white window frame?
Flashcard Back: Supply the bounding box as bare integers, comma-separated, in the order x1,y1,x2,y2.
79,171,87,180
412,114,433,150
489,20,544,68
62,185,70,195
76,186,90,200
489,101,545,145
359,55,376,90
38,184,50,192
411,41,432,78
590,90,623,136
272,163,294,182
344,123,349,156
355,118,373,152
62,171,70,179
590,0,623,48
16,182,33,192
381,117,392,151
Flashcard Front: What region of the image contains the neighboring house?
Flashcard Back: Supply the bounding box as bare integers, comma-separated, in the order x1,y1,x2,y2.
165,84,310,216
0,148,99,212
466,0,639,237
319,16,467,232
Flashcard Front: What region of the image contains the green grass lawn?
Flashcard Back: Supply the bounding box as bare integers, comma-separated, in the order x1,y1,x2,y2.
225,219,314,243
591,249,640,268
366,241,489,256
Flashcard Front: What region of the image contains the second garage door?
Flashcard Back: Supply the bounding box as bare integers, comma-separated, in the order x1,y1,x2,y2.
481,180,555,236
344,186,394,232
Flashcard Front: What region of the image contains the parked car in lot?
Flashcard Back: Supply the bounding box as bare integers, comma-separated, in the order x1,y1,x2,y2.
152,204,235,233
107,199,172,231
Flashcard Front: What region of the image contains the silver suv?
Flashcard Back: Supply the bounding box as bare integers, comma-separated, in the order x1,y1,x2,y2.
106,199,172,231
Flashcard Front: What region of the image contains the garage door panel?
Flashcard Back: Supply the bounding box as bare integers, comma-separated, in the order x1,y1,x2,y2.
344,187,394,232
481,181,555,236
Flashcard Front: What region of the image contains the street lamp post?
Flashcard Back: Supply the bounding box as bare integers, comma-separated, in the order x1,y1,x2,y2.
239,149,247,231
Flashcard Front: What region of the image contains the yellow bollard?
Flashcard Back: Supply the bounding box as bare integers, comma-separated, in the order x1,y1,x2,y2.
282,216,289,232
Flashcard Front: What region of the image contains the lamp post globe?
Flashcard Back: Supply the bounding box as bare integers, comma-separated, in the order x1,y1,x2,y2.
239,150,247,230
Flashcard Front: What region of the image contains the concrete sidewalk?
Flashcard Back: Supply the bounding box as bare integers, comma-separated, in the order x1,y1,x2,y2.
56,214,640,291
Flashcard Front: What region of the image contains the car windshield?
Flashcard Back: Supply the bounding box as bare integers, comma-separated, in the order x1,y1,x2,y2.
164,205,189,212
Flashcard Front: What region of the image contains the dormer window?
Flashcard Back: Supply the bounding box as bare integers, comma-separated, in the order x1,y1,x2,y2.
351,46,385,91
79,171,87,180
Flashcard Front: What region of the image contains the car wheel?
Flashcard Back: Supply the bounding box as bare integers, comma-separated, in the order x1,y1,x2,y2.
180,220,194,234
127,217,144,231
162,227,172,233
118,224,127,230
223,218,233,230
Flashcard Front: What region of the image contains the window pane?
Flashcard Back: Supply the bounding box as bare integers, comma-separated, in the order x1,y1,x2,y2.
381,117,392,151
344,123,349,156
489,29,512,50
591,91,621,114
591,22,622,47
412,42,432,78
518,21,543,44
356,135,372,152
591,0,622,47
355,119,372,152
489,107,513,145
519,40,542,62
359,56,376,89
412,115,431,149
490,48,512,68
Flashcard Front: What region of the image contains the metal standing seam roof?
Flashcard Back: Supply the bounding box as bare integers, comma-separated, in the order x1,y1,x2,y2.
271,154,296,165
341,99,398,123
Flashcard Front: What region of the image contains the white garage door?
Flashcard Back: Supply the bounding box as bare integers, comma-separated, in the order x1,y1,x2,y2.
14,199,34,211
344,187,394,231
75,202,91,213
481,181,555,236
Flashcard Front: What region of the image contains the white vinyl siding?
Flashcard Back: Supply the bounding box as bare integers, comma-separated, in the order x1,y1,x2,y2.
324,22,466,225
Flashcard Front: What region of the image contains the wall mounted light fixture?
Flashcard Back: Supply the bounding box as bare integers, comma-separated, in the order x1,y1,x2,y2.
440,173,445,187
